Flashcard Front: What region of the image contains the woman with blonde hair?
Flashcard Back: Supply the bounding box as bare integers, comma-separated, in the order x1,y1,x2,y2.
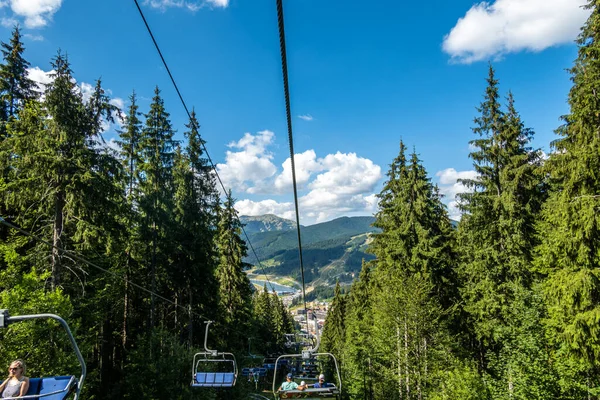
0,360,29,398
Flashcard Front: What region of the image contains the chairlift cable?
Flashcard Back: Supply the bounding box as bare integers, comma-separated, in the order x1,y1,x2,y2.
274,0,310,335
132,0,276,293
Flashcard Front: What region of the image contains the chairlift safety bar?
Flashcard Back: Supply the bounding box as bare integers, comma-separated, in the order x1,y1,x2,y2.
0,310,86,400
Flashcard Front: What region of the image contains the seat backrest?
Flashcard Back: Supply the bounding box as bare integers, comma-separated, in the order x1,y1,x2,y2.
223,373,235,385
205,373,216,385
25,378,41,395
38,376,74,400
195,372,207,384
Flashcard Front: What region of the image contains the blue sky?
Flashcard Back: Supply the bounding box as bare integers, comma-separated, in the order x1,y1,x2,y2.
0,0,589,224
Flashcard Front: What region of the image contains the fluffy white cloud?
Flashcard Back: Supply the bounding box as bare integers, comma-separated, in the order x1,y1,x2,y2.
145,0,228,11
298,114,313,121
435,168,478,220
274,150,324,192
27,66,54,92
309,152,381,195
222,131,382,225
443,0,589,63
216,130,278,192
5,0,62,29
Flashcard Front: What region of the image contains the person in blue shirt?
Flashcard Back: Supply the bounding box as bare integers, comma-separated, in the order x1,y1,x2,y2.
279,373,306,391
313,374,334,388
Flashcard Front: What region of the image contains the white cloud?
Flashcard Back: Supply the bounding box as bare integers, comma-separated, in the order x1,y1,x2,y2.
298,114,313,121
79,82,94,103
145,0,228,11
1,16,16,27
443,0,589,63
216,130,278,192
222,131,383,225
273,150,324,192
309,152,381,195
205,0,228,6
435,168,478,220
7,0,62,29
23,33,43,41
110,97,125,111
27,66,54,92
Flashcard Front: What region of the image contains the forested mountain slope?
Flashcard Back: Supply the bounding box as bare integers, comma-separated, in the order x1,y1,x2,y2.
243,216,379,285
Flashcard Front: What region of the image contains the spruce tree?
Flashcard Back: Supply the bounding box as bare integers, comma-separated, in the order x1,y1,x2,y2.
0,25,35,125
535,0,600,393
367,144,456,399
457,66,550,398
343,261,375,399
215,190,253,350
137,85,176,327
321,280,346,371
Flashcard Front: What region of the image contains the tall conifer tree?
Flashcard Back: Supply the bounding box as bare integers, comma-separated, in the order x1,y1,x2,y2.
536,0,600,393
0,26,35,125
457,66,549,398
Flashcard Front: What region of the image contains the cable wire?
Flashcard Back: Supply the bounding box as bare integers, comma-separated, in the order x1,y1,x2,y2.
132,0,275,293
274,0,310,336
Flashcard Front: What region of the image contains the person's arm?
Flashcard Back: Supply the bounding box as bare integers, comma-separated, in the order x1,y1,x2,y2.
19,377,29,396
0,377,9,393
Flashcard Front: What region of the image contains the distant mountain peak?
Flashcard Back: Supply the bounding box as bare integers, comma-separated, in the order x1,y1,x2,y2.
239,214,298,234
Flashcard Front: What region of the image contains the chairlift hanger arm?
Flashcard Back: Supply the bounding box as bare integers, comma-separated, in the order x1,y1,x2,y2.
0,310,86,400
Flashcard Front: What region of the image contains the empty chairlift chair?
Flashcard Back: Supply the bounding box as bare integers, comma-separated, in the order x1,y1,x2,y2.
191,321,238,388
0,309,86,400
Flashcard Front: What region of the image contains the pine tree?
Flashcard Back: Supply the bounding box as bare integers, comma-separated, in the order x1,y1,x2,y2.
215,190,253,350
343,261,375,399
137,85,176,328
0,25,36,125
321,281,346,367
366,144,457,399
457,66,550,398
535,0,600,393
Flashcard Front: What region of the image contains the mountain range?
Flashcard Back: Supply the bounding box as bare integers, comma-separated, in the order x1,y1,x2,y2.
240,215,379,288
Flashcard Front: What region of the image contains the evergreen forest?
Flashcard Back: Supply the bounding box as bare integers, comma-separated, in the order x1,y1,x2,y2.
0,1,600,399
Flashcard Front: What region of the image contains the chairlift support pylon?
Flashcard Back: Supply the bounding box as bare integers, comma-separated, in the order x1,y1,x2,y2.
191,321,238,388
0,309,86,400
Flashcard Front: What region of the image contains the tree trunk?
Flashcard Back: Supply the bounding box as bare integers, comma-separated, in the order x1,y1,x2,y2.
51,189,65,289
405,320,410,399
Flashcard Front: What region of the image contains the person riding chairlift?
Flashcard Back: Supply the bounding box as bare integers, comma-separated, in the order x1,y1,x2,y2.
313,374,334,388
278,373,306,391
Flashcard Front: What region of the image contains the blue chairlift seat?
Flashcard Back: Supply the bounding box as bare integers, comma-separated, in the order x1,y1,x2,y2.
192,372,236,388
24,376,77,400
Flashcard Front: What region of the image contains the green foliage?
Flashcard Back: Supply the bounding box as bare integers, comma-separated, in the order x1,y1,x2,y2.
0,267,79,378
534,0,600,394
456,65,550,398
430,362,488,400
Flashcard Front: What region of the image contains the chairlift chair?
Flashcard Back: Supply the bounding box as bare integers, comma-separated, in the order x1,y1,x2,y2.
273,322,341,399
0,309,86,400
272,352,341,399
190,321,238,388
